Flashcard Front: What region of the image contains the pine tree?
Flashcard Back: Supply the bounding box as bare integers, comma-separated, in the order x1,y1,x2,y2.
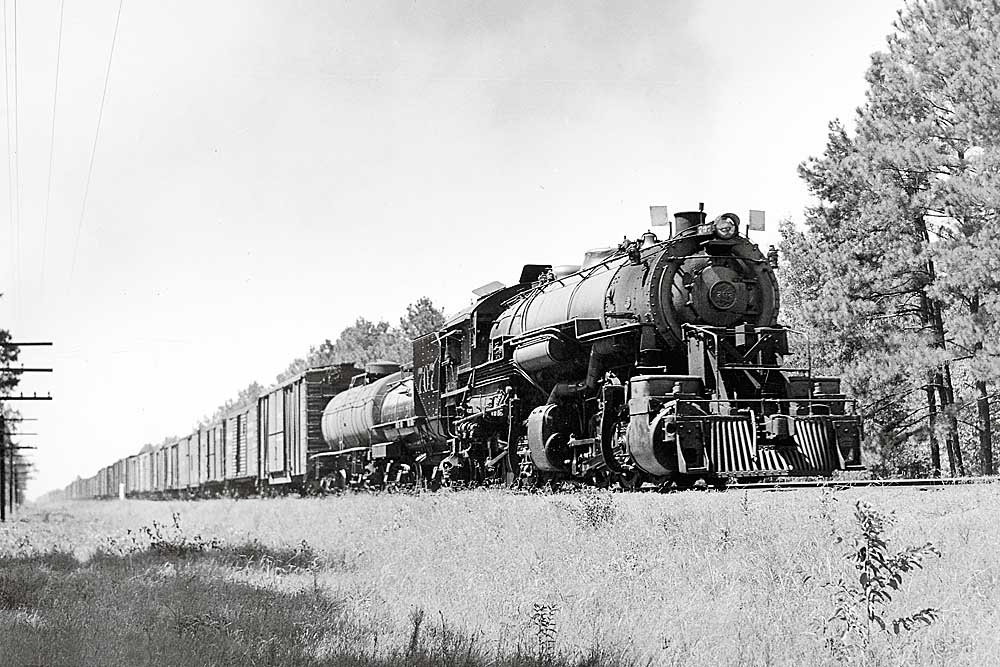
791,122,946,476
0,327,19,394
788,0,1000,476
274,297,445,381
384,296,446,362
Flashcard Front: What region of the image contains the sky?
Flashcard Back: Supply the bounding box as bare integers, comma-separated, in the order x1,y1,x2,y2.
1,0,904,498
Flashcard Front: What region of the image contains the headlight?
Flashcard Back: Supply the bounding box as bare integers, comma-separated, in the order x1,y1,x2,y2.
714,215,737,239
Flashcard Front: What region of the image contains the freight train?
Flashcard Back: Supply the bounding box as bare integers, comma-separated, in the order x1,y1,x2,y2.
63,206,864,499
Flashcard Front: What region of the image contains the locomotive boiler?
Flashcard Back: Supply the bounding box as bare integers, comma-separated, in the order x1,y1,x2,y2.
319,207,864,489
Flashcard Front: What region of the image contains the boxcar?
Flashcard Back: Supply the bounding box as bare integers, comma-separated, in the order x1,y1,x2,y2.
152,445,167,496
200,420,226,491
258,365,359,489
224,403,258,493
171,438,185,492
71,364,361,500
126,455,139,497
163,441,175,495
138,449,152,496
180,432,199,495
113,458,126,498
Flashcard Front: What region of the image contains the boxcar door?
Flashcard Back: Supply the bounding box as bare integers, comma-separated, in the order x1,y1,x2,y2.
267,391,287,481
235,413,245,477
219,422,227,481
283,383,299,479
172,444,180,491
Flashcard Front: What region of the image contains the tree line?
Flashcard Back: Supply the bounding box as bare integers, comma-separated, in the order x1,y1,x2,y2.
780,0,1000,477
189,297,445,432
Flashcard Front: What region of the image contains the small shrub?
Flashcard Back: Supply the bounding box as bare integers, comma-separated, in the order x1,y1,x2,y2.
824,500,941,656
530,602,559,662
144,513,222,557
227,539,320,574
555,492,617,530
97,512,221,564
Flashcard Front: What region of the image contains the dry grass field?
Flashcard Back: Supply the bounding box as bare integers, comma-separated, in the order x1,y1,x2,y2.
1,484,999,666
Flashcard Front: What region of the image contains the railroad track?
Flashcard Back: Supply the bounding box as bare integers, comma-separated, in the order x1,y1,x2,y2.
726,476,999,491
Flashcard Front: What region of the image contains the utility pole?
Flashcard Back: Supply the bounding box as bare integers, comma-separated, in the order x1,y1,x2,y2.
1,341,53,522
7,434,12,511
1,417,46,521
1,412,4,522
8,455,35,510
5,443,36,510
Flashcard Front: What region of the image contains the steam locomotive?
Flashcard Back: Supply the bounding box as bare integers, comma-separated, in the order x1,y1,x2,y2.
62,206,863,500
318,207,863,490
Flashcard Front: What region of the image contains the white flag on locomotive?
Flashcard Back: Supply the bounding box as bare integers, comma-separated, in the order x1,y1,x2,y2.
649,206,670,227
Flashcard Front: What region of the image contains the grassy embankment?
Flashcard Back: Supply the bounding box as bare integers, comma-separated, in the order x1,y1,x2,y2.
1,485,999,666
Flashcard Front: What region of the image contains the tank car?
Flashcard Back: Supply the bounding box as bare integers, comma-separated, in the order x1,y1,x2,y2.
320,206,863,489
318,360,434,488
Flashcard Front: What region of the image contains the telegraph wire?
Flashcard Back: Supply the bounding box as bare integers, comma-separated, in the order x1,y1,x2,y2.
11,0,19,309
10,0,16,234
69,0,125,281
2,0,17,325
40,0,66,293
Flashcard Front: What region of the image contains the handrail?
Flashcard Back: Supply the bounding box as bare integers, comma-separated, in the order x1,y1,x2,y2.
680,323,724,392
667,396,858,416
759,326,813,379
681,323,814,380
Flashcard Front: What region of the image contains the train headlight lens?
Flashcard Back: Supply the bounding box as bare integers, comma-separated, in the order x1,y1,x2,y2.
715,216,736,239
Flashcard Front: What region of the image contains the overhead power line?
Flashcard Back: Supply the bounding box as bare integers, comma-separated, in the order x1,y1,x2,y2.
40,0,66,293
69,0,125,281
11,0,17,292
2,0,18,324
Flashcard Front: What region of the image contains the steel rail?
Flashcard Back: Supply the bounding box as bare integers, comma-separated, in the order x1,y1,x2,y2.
724,476,998,491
